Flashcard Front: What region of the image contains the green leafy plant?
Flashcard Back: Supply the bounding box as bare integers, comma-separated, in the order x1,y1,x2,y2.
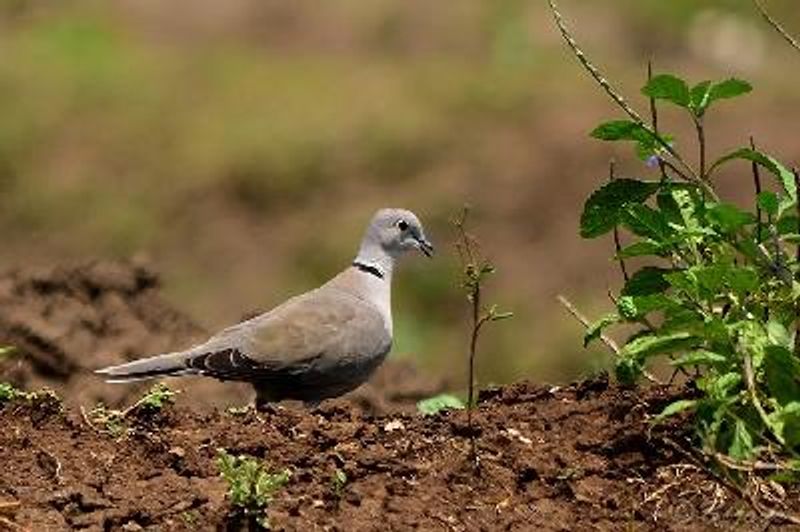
217,449,291,529
416,393,465,416
550,1,800,473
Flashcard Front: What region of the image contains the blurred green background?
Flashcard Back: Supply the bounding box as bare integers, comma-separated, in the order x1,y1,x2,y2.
1,0,799,388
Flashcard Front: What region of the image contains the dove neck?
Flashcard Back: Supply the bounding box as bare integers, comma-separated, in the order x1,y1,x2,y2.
353,247,394,283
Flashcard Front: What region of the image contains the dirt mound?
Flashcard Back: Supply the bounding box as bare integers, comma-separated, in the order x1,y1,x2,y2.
0,260,445,413
1,377,795,531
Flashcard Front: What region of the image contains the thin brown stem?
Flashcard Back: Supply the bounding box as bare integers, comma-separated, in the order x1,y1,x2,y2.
750,137,764,244
557,294,663,385
794,168,800,357
694,116,707,181
753,0,800,54
547,0,708,194
648,60,669,181
609,160,629,282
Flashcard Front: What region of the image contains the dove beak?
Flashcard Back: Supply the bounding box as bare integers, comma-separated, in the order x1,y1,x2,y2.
417,237,434,257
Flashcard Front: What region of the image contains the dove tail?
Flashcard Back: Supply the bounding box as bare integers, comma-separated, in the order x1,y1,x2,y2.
95,351,197,383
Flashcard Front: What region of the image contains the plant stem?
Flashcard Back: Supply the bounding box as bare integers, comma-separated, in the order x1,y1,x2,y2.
694,116,707,182
753,0,800,54
468,285,480,417
794,168,800,357
548,0,712,197
648,60,669,182
609,160,629,282
750,137,764,244
557,295,663,385
744,354,785,446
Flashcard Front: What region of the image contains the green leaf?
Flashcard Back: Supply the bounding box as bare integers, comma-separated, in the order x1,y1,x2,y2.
622,267,672,296
767,321,792,349
590,120,670,161
710,148,796,203
584,313,620,347
642,74,691,108
621,204,673,241
707,203,756,233
617,294,674,321
757,191,779,216
616,296,638,321
777,214,798,235
690,80,712,112
616,240,664,258
417,394,465,415
580,179,660,238
764,346,800,406
653,399,696,423
729,419,755,460
699,372,742,400
708,78,752,103
615,356,643,386
671,188,703,234
777,402,800,448
590,120,651,142
692,79,752,116
671,350,728,368
0,383,24,402
621,331,697,359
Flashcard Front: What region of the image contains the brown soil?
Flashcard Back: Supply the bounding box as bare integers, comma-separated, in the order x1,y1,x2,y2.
0,261,798,531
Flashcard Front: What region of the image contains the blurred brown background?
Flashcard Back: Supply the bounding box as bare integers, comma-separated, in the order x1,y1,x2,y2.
1,0,799,391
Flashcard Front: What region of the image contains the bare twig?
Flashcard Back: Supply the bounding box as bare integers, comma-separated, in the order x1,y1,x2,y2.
548,0,716,200
548,0,644,124
753,0,800,54
557,294,663,385
558,294,620,354
713,453,796,472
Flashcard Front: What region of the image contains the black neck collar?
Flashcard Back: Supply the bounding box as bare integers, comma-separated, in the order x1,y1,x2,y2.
352,261,385,280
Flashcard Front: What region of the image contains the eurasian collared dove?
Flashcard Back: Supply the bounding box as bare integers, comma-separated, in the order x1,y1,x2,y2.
96,208,433,409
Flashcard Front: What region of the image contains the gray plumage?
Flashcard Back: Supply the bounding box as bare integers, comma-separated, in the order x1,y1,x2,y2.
96,208,433,408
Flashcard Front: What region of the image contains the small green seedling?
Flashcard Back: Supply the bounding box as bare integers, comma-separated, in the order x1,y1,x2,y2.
85,403,127,437
330,468,348,498
217,448,291,529
0,383,61,408
417,394,465,416
0,382,26,402
133,383,177,412
453,206,512,464
85,383,177,437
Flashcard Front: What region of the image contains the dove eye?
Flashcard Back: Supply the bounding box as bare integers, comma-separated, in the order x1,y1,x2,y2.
397,220,409,231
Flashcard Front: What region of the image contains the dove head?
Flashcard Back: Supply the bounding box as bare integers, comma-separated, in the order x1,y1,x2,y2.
355,209,433,272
